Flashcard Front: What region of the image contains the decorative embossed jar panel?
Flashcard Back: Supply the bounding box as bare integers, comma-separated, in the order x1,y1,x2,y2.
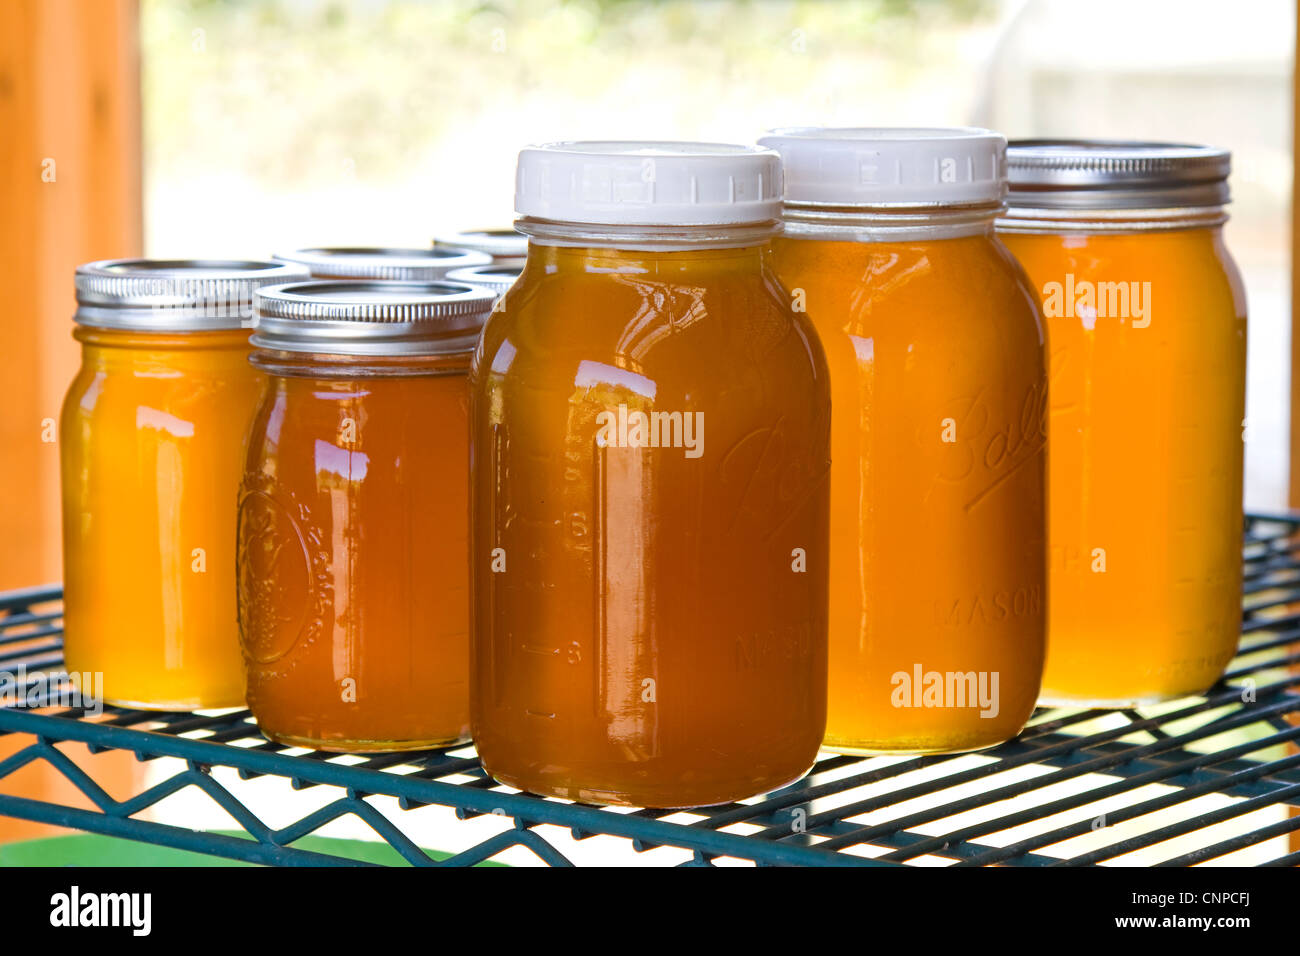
768,235,1048,754
761,128,1048,755
238,280,494,752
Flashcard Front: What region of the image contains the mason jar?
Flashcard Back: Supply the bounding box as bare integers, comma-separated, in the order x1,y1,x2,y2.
760,127,1048,754
998,140,1246,706
239,279,495,750
61,258,307,709
470,141,832,807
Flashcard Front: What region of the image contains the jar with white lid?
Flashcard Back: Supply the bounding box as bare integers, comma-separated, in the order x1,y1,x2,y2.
470,141,831,807
760,128,1047,754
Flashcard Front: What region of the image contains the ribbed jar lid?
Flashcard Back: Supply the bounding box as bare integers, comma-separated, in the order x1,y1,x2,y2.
515,141,782,226
74,259,310,331
445,263,522,295
252,280,496,356
432,229,528,261
1006,140,1231,210
274,246,490,281
758,127,1006,207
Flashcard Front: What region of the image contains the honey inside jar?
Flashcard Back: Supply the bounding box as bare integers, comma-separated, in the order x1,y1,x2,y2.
471,142,831,807
60,259,308,710
238,280,495,751
998,141,1247,706
760,128,1048,754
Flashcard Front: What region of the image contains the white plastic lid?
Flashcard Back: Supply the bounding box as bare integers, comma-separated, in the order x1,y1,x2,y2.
758,127,1007,207
515,141,782,226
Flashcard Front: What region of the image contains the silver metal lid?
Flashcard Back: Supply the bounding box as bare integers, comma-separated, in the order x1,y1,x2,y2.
432,228,528,261
252,280,496,356
1006,140,1231,210
445,263,522,295
273,246,491,281
74,258,311,331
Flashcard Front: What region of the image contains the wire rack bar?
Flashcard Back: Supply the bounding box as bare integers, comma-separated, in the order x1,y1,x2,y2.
1,514,1298,866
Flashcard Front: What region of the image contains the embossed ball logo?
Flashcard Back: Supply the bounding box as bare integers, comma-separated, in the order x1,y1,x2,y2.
237,490,312,665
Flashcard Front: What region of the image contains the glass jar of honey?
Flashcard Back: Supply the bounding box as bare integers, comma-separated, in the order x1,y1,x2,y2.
997,141,1246,706
433,229,527,266
759,128,1047,754
274,246,489,280
239,279,496,751
61,258,309,710
471,141,832,807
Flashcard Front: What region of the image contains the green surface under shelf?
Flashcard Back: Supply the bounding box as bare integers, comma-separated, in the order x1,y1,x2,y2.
0,831,503,867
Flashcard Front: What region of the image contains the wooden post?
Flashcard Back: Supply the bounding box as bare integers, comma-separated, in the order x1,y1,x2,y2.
0,0,142,847
1293,1,1300,509
1288,0,1299,861
0,0,142,591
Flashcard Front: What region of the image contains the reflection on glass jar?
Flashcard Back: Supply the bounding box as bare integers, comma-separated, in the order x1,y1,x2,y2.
238,280,495,751
998,141,1247,707
470,142,831,807
760,128,1047,754
60,258,308,710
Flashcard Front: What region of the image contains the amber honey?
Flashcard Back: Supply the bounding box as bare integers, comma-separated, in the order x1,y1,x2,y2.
238,280,495,751
60,259,308,710
761,128,1047,754
471,142,831,807
998,141,1246,706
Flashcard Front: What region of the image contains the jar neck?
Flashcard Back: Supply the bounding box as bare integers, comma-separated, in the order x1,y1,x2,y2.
517,216,777,253
996,204,1228,235
778,200,1002,242
521,237,770,277
250,347,472,379
74,325,252,352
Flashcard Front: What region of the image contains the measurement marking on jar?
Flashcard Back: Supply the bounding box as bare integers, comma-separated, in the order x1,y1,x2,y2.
488,421,505,707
